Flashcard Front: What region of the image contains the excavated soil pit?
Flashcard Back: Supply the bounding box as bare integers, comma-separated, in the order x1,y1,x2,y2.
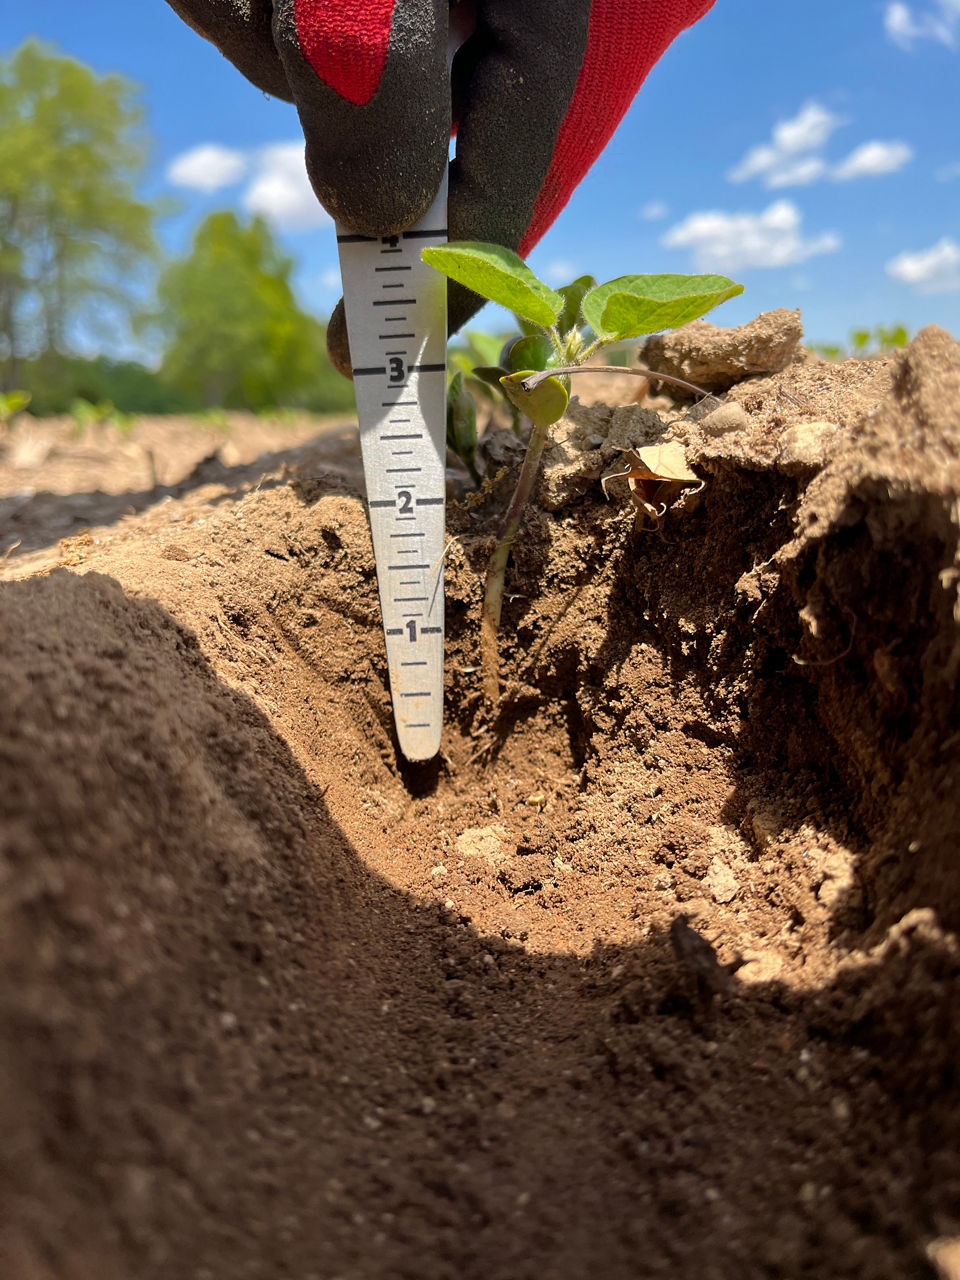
2,325,960,1279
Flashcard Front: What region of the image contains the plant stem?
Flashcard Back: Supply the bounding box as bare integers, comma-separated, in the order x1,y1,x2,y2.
576,337,606,364
481,412,547,705
522,365,718,403
547,324,565,362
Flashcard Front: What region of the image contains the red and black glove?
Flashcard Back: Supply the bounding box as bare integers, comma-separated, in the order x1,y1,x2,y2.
165,1,716,366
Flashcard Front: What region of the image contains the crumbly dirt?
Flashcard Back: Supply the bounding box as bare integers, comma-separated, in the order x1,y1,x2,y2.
2,325,959,1280
642,307,805,392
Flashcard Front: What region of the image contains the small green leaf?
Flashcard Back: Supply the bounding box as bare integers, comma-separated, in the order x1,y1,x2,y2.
422,242,563,327
500,370,569,429
513,314,543,338
581,273,744,341
446,371,477,463
556,274,596,336
506,334,553,373
0,389,31,422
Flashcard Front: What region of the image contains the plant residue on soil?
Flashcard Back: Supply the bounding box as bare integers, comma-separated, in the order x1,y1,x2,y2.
2,319,960,1279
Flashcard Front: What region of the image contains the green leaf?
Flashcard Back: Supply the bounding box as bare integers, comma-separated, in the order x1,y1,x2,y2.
446,371,477,462
422,242,563,327
506,334,553,373
513,314,543,338
499,371,568,429
0,389,31,421
581,274,744,341
556,275,596,336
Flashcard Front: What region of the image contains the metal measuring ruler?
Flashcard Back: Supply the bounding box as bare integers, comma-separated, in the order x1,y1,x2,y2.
336,174,448,762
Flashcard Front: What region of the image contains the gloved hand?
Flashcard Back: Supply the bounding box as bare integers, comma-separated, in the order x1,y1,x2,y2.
165,0,716,370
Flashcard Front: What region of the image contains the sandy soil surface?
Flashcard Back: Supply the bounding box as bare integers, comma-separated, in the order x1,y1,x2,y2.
2,324,959,1279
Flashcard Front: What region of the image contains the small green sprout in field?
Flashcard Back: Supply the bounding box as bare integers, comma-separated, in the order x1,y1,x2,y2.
0,390,31,430
69,397,117,436
255,406,302,427
809,324,910,361
111,409,137,437
192,407,231,433
422,242,744,703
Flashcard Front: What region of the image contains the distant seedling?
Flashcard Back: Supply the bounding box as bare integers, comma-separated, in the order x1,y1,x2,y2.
422,242,743,702
0,390,31,430
809,324,910,361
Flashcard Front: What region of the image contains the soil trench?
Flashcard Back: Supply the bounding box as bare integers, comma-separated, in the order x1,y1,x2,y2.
2,327,960,1279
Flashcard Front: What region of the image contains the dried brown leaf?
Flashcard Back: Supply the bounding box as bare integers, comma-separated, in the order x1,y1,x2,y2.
601,443,704,526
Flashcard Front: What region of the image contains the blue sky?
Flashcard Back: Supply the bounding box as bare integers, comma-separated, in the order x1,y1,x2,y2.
3,0,959,347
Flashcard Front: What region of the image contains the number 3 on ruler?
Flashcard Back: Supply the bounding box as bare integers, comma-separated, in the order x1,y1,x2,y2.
389,356,404,383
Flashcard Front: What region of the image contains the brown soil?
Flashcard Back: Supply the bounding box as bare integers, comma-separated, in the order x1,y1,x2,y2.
2,326,959,1280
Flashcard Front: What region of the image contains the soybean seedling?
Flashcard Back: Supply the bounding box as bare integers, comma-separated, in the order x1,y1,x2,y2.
422,242,744,704
0,390,31,431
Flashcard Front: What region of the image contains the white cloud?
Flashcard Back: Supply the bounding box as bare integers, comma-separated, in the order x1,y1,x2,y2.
543,259,578,284
243,143,330,230
767,156,827,188
728,102,844,187
640,200,669,221
886,237,960,291
320,266,342,290
884,1,960,49
936,160,960,180
663,200,841,273
728,102,912,189
832,140,913,180
166,143,247,193
166,139,330,229
773,101,843,153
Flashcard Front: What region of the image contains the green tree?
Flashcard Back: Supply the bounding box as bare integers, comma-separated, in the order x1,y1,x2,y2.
0,41,158,387
158,210,352,412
